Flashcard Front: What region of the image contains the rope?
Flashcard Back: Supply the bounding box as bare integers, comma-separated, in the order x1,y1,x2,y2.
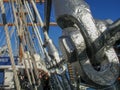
18,0,41,89
30,0,44,27
24,28,40,90
25,0,52,64
0,1,21,90
11,0,36,89
24,1,45,58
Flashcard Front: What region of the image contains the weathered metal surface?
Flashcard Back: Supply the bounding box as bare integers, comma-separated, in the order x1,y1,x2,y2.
54,0,120,88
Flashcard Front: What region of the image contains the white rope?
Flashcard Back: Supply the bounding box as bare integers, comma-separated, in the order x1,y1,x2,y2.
30,0,44,27
11,0,36,89
25,1,51,63
24,1,44,58
0,1,21,90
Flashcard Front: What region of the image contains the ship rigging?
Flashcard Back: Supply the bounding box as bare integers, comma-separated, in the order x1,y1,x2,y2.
0,0,120,90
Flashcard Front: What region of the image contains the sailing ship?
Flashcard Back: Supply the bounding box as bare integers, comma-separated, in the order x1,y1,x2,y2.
0,0,120,90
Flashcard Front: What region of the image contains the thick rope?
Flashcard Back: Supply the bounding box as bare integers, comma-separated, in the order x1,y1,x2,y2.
0,0,21,90
11,0,36,89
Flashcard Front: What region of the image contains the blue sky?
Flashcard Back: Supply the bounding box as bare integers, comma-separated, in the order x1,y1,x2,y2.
0,0,120,54
48,0,120,47
86,0,120,21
